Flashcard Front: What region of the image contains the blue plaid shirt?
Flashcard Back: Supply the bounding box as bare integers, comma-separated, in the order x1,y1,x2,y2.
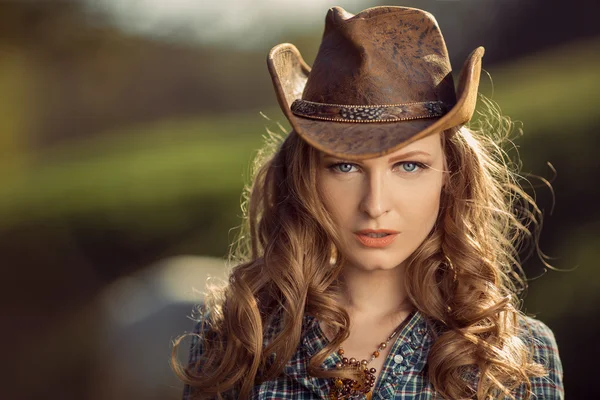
183,309,563,399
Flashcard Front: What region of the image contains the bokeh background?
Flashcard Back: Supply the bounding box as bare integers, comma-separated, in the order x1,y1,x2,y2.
1,0,598,398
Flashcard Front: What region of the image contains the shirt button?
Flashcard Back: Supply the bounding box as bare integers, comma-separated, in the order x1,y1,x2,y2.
393,355,404,364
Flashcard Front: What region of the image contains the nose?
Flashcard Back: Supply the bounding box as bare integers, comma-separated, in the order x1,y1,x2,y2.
359,169,391,219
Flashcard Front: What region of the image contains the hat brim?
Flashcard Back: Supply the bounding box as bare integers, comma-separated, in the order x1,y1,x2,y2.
267,43,484,160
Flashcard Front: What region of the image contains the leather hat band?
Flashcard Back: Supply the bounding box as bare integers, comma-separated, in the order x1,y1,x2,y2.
290,99,448,123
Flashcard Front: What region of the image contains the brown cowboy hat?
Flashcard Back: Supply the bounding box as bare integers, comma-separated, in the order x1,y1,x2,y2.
267,6,484,160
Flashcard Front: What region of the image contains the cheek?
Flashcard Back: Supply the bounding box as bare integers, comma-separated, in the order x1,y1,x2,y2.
400,179,443,230
317,176,352,224
318,178,372,242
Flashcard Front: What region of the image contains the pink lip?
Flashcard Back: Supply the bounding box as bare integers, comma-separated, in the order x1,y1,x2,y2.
354,229,399,248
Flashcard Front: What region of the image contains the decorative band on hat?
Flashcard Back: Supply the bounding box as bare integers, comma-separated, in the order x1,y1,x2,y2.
290,99,448,123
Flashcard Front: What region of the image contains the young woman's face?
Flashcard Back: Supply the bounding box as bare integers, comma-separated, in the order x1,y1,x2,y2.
317,132,445,272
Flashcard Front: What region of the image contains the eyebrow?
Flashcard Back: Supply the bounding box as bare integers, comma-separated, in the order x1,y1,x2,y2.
322,150,431,163
388,150,431,163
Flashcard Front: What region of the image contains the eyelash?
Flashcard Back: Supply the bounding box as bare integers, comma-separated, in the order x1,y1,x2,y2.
327,161,429,174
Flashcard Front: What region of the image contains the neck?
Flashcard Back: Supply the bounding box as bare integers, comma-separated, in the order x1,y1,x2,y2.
336,262,412,321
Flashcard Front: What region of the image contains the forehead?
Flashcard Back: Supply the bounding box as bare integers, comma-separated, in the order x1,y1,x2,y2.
384,132,442,157
320,132,443,161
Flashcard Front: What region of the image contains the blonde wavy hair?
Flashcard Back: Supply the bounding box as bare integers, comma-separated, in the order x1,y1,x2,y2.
171,98,548,399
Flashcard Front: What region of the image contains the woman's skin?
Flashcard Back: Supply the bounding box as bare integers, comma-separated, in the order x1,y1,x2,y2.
316,132,446,384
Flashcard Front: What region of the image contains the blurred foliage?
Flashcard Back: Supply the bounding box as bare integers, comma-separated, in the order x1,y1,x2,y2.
0,1,285,150
0,111,270,228
0,45,33,177
485,38,599,152
526,220,600,318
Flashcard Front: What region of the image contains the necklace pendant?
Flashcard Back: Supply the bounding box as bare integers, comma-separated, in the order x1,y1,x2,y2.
329,371,374,399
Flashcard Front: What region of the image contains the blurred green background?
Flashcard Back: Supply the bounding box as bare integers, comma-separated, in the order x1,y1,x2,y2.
1,0,597,398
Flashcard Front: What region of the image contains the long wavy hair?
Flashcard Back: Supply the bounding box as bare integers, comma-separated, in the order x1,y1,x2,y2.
171,98,548,399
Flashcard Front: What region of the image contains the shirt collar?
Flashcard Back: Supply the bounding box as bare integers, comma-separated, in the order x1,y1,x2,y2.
301,308,433,365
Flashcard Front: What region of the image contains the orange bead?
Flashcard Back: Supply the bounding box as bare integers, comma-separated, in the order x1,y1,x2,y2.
338,348,345,355
373,351,380,358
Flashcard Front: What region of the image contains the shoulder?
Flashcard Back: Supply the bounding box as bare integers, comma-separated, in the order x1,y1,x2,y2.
186,306,212,372
187,303,287,359
515,314,564,399
517,314,561,369
184,306,239,400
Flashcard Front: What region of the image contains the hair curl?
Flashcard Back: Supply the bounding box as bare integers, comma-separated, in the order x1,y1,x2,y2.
171,98,548,399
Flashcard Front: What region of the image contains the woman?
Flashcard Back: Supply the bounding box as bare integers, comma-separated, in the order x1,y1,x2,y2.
172,6,563,399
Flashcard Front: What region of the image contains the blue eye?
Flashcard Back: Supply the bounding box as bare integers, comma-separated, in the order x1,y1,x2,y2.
402,162,418,172
335,163,356,173
396,162,427,173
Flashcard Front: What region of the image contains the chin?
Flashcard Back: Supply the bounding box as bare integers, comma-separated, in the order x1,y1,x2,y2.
346,251,408,271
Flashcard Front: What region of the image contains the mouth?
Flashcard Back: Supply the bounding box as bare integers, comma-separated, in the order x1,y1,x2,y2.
361,232,391,238
354,230,399,248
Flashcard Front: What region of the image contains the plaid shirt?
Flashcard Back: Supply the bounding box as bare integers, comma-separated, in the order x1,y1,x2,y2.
183,309,563,399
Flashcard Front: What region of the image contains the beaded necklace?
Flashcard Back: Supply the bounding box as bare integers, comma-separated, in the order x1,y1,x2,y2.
329,328,401,400
328,311,415,400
